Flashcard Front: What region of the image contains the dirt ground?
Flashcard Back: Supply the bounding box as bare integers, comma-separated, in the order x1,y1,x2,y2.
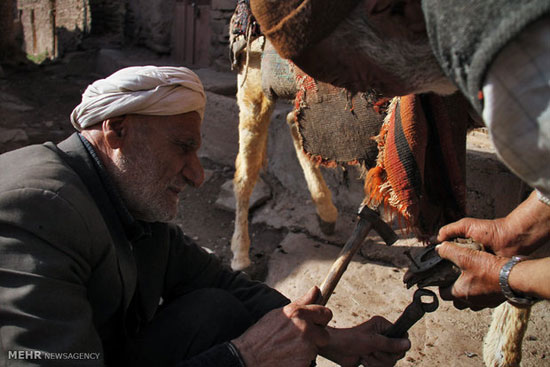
2,45,549,367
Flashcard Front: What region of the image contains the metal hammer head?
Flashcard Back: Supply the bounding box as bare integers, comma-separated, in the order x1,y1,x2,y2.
358,206,398,246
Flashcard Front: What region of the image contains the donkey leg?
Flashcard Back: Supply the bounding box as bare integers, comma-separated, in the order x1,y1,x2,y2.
483,302,531,367
231,55,275,270
286,110,338,235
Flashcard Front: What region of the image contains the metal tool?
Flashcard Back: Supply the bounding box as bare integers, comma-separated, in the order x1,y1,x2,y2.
315,205,398,306
383,288,439,338
403,244,458,289
310,206,399,367
403,239,484,289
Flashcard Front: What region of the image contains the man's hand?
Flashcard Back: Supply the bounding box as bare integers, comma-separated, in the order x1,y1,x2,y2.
231,287,332,367
437,191,550,256
435,242,509,310
321,316,410,367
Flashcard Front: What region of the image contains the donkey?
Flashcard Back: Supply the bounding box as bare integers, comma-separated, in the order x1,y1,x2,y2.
228,12,386,271
229,34,359,271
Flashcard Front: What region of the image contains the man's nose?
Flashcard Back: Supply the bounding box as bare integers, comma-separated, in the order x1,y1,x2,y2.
183,154,204,188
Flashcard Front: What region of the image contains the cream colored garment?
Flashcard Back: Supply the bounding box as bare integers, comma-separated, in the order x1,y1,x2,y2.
70,66,206,131
482,17,550,205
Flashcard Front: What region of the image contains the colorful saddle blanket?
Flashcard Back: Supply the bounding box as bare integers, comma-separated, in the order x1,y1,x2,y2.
365,93,472,238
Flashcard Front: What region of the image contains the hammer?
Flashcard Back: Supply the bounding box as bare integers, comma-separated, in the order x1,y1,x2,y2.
315,205,398,306
309,207,398,367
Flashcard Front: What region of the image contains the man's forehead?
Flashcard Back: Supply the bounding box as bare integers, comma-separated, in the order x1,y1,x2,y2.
128,113,202,144
127,112,200,132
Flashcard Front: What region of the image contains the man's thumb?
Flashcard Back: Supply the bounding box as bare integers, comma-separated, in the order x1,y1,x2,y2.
436,242,477,268
435,242,458,262
295,286,321,305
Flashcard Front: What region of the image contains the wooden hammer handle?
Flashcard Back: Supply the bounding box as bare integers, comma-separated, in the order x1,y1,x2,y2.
316,219,374,306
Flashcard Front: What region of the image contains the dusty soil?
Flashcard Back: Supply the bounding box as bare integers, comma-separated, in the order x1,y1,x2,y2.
174,161,287,280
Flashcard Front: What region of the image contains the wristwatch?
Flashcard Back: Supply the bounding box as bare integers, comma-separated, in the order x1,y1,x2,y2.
499,255,539,306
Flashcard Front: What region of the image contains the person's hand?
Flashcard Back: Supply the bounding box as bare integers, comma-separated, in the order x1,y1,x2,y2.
435,242,510,310
321,316,410,367
437,191,550,256
231,286,332,367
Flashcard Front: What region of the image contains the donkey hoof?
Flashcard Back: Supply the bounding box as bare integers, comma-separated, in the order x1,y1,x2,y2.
317,216,336,235
231,255,251,271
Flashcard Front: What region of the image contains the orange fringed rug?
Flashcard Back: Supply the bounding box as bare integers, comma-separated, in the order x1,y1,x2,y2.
364,93,472,239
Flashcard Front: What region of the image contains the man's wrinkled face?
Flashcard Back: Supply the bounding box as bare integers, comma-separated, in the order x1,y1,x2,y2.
112,112,204,222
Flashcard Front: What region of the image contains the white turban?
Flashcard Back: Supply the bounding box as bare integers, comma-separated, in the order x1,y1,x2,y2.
70,66,206,131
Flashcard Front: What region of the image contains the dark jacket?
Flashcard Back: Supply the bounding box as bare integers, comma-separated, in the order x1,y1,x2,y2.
0,133,288,366
422,0,550,113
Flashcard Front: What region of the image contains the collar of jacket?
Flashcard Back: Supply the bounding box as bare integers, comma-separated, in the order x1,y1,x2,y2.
54,133,139,318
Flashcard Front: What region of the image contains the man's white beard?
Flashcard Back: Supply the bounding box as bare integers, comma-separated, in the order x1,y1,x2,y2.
109,145,179,223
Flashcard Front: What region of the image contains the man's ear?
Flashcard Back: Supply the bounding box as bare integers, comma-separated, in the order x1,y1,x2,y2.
103,116,128,149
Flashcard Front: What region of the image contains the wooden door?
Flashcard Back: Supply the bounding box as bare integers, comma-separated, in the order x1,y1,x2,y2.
172,0,211,67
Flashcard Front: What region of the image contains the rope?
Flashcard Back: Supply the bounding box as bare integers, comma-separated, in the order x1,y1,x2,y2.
239,17,254,88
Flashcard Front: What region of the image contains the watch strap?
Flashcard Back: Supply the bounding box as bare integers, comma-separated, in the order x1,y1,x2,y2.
499,255,538,306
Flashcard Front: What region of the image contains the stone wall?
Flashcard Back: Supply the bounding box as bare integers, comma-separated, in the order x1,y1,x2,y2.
0,0,17,63
54,0,91,53
88,0,125,37
2,0,237,69
128,0,176,54
16,0,90,60
170,0,235,70
209,0,236,70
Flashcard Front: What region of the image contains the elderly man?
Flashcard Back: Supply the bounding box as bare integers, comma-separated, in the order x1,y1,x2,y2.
249,0,550,310
0,66,410,366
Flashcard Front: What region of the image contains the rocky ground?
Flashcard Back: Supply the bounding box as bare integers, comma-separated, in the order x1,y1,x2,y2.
1,44,549,366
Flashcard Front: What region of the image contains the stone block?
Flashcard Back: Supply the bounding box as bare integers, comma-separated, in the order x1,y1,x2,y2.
211,0,236,11
55,0,91,55
215,178,271,212
212,56,232,72
89,0,125,35
0,128,28,144
466,149,527,219
210,18,228,37
199,91,239,166
216,33,230,44
193,67,237,95
465,129,529,219
0,91,34,112
17,0,90,59
18,0,56,58
210,9,227,20
0,0,17,62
